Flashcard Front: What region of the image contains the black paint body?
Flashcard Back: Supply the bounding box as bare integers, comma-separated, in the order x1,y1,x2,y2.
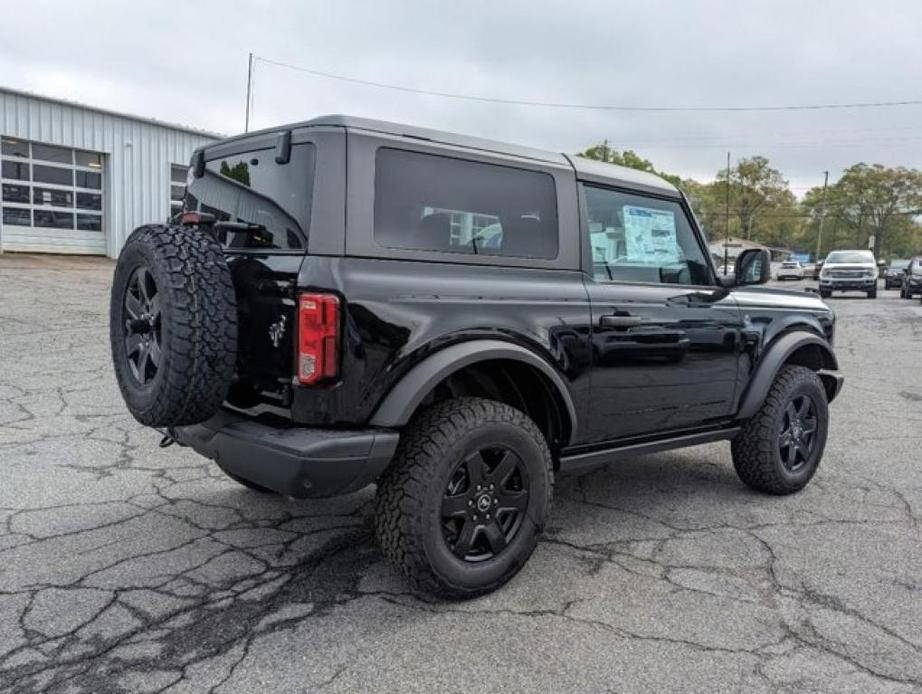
221,251,835,452
187,116,837,468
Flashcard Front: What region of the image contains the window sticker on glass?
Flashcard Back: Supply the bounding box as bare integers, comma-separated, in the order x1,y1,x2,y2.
622,205,679,264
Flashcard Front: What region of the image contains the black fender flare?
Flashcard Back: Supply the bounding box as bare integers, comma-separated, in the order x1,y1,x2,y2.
737,331,840,420
368,339,578,443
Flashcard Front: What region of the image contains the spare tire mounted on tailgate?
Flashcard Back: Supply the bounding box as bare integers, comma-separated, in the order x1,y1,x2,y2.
110,224,237,427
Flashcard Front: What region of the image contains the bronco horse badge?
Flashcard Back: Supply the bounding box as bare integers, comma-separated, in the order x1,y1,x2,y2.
268,315,287,348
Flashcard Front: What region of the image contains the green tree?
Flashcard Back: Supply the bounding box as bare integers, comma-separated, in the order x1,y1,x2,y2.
803,164,922,258
219,160,251,187
717,156,793,241
576,141,684,188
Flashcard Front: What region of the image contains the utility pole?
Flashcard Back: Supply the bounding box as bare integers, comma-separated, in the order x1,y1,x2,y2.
815,170,829,261
723,151,731,274
245,52,254,133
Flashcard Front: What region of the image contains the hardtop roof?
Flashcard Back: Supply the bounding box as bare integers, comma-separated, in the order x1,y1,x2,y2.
206,114,680,196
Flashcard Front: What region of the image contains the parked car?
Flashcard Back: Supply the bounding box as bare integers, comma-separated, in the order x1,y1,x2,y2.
900,256,922,298
109,115,843,598
777,260,804,280
813,259,825,280
818,249,878,298
883,259,910,289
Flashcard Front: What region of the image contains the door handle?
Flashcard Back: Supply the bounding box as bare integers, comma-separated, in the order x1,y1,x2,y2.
600,314,643,328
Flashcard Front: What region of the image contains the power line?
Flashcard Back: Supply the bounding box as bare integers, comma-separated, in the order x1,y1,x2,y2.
253,54,922,113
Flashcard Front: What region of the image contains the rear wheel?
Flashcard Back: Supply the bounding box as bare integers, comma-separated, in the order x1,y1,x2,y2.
375,397,552,598
732,365,828,495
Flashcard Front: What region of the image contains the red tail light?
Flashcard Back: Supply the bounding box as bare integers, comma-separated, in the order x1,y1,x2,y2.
298,294,340,384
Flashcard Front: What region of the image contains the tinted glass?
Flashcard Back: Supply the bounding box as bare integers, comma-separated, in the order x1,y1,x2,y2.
2,160,30,180
583,185,711,285
1,138,29,158
32,143,72,164
33,187,74,207
76,192,102,210
826,250,874,264
2,208,30,226
34,210,74,229
33,164,72,186
76,214,102,231
2,183,30,203
75,150,103,168
185,142,315,250
74,170,101,189
374,148,558,259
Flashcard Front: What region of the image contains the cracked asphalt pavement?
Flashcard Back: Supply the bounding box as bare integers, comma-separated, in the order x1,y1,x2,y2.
1,254,921,693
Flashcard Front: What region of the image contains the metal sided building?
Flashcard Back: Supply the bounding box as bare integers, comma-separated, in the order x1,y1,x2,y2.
0,86,220,257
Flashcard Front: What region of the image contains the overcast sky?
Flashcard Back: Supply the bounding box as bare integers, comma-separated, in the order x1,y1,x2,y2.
2,0,921,193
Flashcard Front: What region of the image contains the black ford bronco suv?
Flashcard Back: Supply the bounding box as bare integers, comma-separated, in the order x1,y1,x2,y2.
110,116,843,598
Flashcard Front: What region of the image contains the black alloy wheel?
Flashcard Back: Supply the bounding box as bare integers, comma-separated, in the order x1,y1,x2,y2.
778,394,818,473
123,266,162,385
374,397,553,598
441,446,529,562
731,365,829,495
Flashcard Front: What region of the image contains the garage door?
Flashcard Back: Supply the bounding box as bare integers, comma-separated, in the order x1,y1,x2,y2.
1,137,105,255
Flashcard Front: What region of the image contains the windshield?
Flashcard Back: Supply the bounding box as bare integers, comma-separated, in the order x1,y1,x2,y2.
184,143,315,251
889,260,909,269
825,250,874,264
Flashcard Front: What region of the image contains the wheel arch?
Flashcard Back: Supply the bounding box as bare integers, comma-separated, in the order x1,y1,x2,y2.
368,340,577,449
737,331,840,420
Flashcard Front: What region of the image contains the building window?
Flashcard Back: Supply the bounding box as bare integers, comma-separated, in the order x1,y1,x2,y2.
170,164,187,220
0,136,104,233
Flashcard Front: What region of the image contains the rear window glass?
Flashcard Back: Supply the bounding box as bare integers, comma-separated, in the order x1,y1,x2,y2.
184,143,315,251
373,148,558,259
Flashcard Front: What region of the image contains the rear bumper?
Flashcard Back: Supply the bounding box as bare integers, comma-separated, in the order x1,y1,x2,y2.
169,410,400,498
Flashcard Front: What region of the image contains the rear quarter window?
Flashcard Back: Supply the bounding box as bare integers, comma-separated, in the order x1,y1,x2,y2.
184,143,315,251
373,148,558,260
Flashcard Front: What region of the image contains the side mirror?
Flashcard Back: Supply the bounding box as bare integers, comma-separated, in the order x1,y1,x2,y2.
733,248,771,286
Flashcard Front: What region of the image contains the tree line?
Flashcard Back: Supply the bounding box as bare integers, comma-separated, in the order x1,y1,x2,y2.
578,141,922,259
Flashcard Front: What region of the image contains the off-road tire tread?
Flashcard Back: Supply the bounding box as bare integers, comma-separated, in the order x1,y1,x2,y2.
374,397,553,599
732,365,826,495
110,224,237,427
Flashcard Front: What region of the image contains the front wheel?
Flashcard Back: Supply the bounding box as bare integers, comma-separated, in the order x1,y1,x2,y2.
375,397,553,598
732,365,829,495
867,287,877,299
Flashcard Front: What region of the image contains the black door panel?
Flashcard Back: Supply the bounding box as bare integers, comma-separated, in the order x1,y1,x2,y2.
586,282,742,441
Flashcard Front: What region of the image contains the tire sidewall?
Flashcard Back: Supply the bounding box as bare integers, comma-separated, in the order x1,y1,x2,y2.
769,375,829,488
110,230,176,421
419,417,551,593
